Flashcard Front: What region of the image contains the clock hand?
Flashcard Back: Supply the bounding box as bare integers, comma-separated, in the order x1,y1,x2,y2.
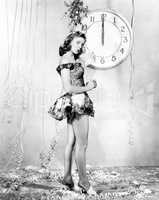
101,14,104,46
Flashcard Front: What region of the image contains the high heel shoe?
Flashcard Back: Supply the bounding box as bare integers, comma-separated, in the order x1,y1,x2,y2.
78,182,88,194
61,177,74,190
78,182,96,195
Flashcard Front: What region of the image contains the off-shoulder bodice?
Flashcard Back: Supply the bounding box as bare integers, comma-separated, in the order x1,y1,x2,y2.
48,62,94,121
56,62,85,87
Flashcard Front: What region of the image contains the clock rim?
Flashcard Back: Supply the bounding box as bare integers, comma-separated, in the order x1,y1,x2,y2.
81,9,134,70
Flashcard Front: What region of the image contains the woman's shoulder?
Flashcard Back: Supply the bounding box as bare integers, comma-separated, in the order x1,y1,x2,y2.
57,54,74,74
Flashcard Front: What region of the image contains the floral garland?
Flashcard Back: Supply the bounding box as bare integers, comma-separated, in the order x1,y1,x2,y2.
64,0,88,31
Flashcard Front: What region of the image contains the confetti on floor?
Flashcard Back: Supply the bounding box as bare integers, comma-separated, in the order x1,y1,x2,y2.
0,166,159,199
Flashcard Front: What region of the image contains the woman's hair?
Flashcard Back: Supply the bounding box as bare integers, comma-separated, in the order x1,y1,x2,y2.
59,31,86,57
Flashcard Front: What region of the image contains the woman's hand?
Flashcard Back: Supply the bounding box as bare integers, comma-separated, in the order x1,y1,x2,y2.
86,80,97,90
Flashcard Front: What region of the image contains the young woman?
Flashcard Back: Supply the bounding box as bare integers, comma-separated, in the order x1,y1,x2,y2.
48,31,97,194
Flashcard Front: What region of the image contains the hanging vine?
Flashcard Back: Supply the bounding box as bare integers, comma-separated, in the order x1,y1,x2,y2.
128,0,136,146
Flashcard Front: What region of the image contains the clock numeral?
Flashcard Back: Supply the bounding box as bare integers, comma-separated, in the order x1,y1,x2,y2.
82,24,87,32
113,17,116,24
121,26,125,32
123,36,128,43
101,13,107,21
90,16,95,23
112,56,117,62
120,48,124,54
91,52,96,62
100,57,105,64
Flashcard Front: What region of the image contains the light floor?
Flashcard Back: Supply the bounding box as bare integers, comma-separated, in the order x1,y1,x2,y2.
0,166,159,199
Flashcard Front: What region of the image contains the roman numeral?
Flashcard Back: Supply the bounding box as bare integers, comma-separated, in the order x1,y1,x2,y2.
90,16,95,23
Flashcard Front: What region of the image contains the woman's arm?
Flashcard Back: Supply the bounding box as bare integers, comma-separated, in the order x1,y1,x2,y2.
61,68,95,94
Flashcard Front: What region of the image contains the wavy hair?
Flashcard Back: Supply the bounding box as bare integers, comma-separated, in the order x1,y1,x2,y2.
59,31,86,57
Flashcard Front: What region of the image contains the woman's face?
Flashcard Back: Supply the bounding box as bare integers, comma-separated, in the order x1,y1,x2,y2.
70,36,85,55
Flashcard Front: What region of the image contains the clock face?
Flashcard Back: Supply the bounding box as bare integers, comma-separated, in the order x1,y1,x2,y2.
80,10,133,69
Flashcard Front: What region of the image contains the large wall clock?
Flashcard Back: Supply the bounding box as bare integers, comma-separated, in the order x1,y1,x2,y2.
80,9,133,69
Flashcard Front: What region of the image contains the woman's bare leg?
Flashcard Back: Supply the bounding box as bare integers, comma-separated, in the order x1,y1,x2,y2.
63,121,75,182
72,115,90,191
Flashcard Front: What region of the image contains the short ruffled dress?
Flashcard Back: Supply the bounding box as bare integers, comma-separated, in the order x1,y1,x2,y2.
48,62,94,122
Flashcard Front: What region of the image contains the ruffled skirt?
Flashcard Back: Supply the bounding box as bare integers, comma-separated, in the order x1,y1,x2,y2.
48,92,94,121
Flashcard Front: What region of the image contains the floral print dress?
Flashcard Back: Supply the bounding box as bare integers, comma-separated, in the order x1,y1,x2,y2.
48,62,94,121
